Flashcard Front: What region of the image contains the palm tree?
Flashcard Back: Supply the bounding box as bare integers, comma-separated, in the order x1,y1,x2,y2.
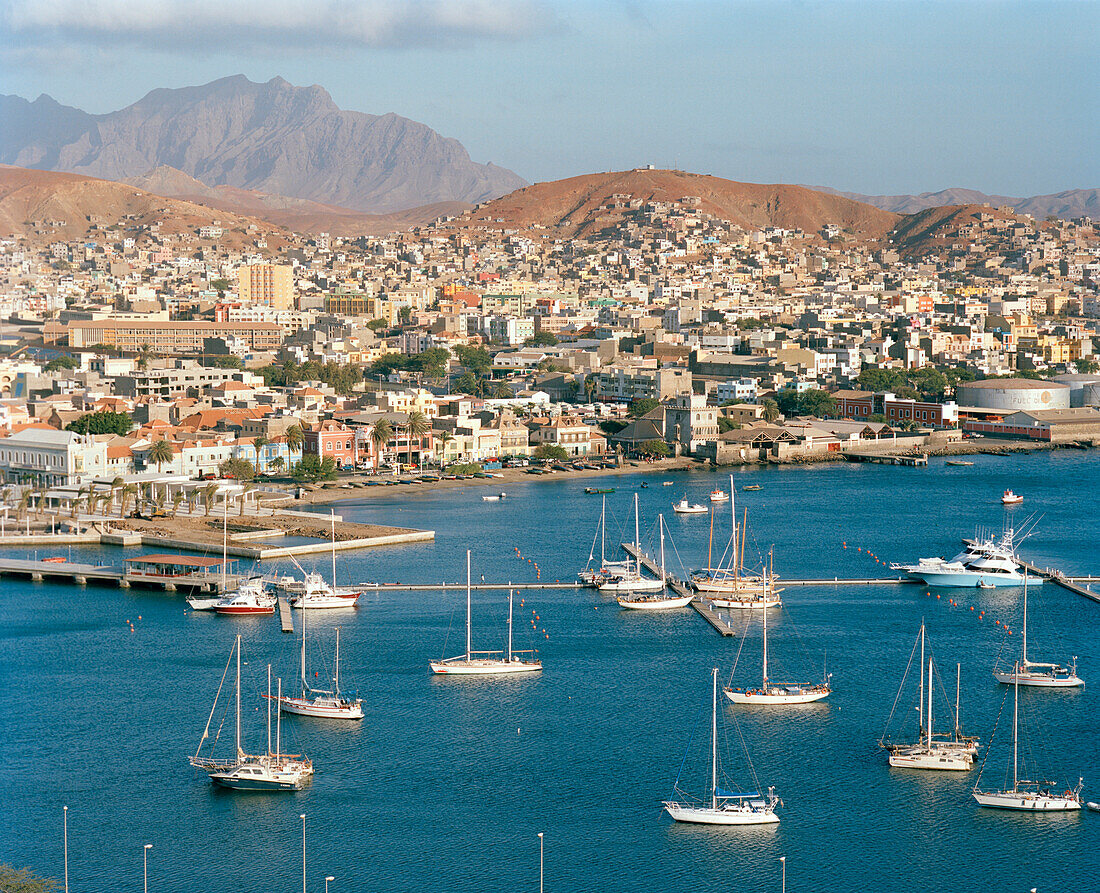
16,488,32,521
406,411,430,469
252,435,269,475
202,482,219,517
493,382,513,399
70,486,87,519
436,430,453,467
147,438,174,474
762,399,780,424
270,456,285,474
583,376,598,404
120,483,138,517
239,482,256,517
171,491,185,517
284,424,304,455
108,476,124,516
370,419,392,472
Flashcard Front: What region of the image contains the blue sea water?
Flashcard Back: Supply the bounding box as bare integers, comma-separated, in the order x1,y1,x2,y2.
1,452,1098,892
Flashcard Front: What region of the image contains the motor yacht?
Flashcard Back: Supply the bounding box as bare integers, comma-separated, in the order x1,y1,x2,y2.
893,530,1029,588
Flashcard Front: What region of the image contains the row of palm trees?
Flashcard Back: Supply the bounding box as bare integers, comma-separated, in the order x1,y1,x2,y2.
366,413,432,471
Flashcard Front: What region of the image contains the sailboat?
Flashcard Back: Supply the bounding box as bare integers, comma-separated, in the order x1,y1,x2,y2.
992,570,1083,688
617,515,693,610
598,493,664,593
930,663,980,755
691,477,782,608
189,636,314,791
973,665,1083,811
278,617,364,720
430,552,543,676
723,592,831,704
880,624,973,771
663,668,780,826
578,495,633,586
289,513,360,609
188,499,275,613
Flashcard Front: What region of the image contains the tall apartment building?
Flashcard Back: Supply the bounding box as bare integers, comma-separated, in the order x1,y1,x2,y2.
238,264,294,310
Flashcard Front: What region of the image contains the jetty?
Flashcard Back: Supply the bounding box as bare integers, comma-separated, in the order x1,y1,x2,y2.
0,554,242,592
1015,556,1100,604
845,451,928,467
620,542,670,582
690,595,739,637
278,597,294,632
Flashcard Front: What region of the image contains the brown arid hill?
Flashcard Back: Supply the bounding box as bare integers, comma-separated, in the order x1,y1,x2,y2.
0,165,289,247
811,184,1100,220
124,166,469,236
443,169,899,240
887,203,1031,258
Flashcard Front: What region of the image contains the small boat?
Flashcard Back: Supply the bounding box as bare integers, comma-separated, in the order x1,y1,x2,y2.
673,498,708,515
992,571,1083,688
742,485,762,491
946,460,974,467
662,481,674,486
482,494,501,501
639,482,649,489
186,595,223,611
278,624,363,720
978,580,996,590
1087,802,1100,813
214,577,277,615
585,487,615,494
663,668,780,826
709,489,729,502
1002,489,1023,505
430,553,542,676
973,666,1082,811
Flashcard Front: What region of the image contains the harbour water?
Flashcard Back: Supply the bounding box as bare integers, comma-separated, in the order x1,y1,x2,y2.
1,452,1097,892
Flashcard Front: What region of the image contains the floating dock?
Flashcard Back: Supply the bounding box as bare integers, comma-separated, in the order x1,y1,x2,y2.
620,542,670,581
278,597,294,633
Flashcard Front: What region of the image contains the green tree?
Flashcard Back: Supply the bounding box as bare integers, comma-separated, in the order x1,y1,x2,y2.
800,389,837,418
455,344,492,376
0,864,61,893
370,353,412,376
525,331,559,347
598,419,627,435
270,456,286,473
218,457,256,481
284,424,304,454
717,416,739,433
762,399,780,423
857,368,905,393
147,438,174,473
629,397,659,417
292,454,337,482
1074,358,1099,374
200,355,244,369
534,444,569,461
201,482,219,516
366,318,389,331
455,371,479,394
637,439,671,457
238,481,256,516
406,411,431,468
66,410,133,436
252,435,270,474
44,355,79,372
319,456,339,480
370,419,393,471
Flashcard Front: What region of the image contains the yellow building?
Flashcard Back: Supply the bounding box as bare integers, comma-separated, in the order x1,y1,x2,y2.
238,264,294,310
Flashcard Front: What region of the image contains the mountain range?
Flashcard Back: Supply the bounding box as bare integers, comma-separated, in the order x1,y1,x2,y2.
810,185,1099,220
0,75,526,214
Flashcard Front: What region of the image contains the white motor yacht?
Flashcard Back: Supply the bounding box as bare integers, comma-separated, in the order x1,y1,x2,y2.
893,530,1029,587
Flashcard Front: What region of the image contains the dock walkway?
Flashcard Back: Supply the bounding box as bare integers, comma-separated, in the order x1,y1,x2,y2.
278,597,294,633
620,542,670,581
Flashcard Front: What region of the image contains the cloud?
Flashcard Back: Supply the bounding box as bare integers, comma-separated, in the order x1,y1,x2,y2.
1,0,562,53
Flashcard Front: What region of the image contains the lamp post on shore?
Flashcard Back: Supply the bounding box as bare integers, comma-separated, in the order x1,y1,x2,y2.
62,806,68,893
300,814,307,893
538,832,544,893
143,844,152,893
780,856,786,893
325,876,335,893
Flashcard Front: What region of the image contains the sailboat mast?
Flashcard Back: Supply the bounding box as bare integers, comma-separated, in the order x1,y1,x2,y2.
740,508,748,583
507,589,514,662
331,511,337,592
954,663,961,740
600,496,606,565
658,514,665,585
762,585,769,688
707,507,714,571
266,664,272,756
711,667,718,810
731,487,738,582
465,549,472,660
334,628,341,697
276,678,282,760
300,592,307,697
919,623,925,739
221,498,228,592
1021,569,1028,667
235,635,241,757
926,656,934,748
1012,664,1019,791
634,493,641,576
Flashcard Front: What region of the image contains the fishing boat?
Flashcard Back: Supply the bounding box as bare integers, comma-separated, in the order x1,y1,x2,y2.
278,623,363,720
662,481,674,486
585,487,615,494
673,498,708,515
973,666,1082,811
742,485,762,491
578,495,634,586
598,494,665,593
893,528,1030,587
723,592,830,705
1002,489,1023,505
430,553,542,676
213,577,277,615
992,570,1083,688
662,668,780,826
617,515,693,610
709,489,729,502
945,460,974,467
190,638,313,791
691,479,782,608
881,624,974,770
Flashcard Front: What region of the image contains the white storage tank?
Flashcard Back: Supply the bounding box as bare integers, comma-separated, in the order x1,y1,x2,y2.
1053,373,1100,407
956,378,1070,411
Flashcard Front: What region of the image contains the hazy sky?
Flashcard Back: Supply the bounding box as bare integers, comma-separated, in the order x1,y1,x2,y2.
1,0,1097,196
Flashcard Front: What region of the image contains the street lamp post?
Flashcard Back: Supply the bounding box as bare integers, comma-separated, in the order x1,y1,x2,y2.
143,844,152,893
300,814,307,893
63,806,68,893
538,832,544,893
780,856,786,893
325,876,335,893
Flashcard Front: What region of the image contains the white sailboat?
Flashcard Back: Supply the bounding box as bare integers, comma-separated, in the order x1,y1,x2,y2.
289,513,360,609
278,609,364,720
881,624,974,770
579,495,633,586
992,570,1082,688
723,592,831,705
430,552,543,676
691,478,782,608
189,636,314,791
617,515,693,610
663,668,780,825
973,666,1083,811
930,663,980,755
598,493,664,593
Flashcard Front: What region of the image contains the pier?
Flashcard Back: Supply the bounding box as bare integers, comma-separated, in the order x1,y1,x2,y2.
689,595,739,637
620,542,671,581
0,555,240,592
1015,557,1100,604
278,597,294,632
845,451,929,466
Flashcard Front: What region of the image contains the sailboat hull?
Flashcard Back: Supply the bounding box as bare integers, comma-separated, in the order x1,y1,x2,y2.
278,695,364,720
289,594,361,609
973,790,1081,811
663,802,779,825
888,748,973,771
724,686,830,705
430,658,543,676
705,594,783,609
992,669,1084,688
617,595,693,610
598,577,665,593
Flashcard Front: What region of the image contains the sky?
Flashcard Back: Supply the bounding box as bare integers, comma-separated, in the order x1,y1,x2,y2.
1,0,1097,197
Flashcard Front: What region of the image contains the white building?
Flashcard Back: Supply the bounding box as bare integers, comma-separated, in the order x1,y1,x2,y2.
0,428,108,486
